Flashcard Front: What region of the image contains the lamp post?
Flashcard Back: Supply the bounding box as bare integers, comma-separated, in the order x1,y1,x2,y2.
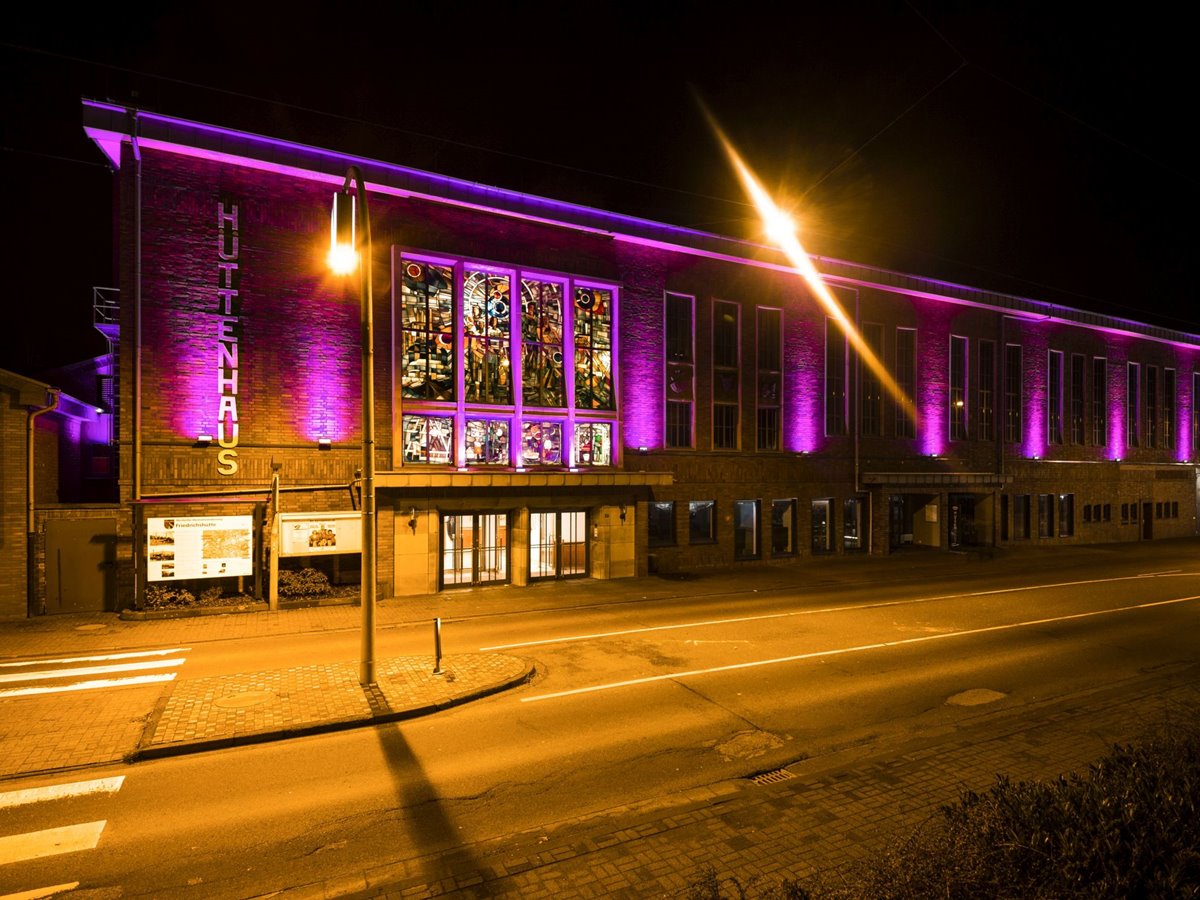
329,166,376,686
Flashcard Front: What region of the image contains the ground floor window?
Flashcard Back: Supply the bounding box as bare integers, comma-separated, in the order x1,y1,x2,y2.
734,500,760,559
442,512,508,587
530,510,587,579
1058,494,1074,536
649,502,675,546
689,501,716,543
1038,494,1054,538
771,499,796,555
843,496,866,552
1000,494,1010,540
811,499,832,553
1014,495,1031,539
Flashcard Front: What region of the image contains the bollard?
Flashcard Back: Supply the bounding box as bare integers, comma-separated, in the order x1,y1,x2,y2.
432,616,443,675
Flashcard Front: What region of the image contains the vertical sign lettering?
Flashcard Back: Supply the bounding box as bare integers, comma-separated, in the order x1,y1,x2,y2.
216,199,241,475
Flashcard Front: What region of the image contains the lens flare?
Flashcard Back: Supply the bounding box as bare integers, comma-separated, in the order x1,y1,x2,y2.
702,107,916,430
327,244,359,275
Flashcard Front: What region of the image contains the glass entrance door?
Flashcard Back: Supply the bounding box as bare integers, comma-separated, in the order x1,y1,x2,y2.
442,513,508,587
530,510,588,580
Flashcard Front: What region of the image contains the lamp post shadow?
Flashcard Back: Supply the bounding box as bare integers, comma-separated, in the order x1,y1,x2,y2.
363,685,482,879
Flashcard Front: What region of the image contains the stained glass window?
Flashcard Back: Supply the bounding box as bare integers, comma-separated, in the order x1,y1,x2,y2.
521,279,565,407
573,422,611,466
399,261,455,401
464,268,512,404
465,418,510,465
574,287,614,410
402,414,453,465
521,420,562,466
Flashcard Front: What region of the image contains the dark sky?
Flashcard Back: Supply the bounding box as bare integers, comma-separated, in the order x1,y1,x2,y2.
3,3,1196,376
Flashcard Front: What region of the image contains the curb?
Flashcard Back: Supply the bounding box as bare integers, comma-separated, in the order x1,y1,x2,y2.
130,659,536,762
119,603,269,621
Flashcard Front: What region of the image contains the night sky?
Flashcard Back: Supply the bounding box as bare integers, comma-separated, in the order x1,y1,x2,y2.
4,3,1196,378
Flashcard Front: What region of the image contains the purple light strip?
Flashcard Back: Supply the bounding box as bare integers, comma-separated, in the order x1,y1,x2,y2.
83,101,1200,351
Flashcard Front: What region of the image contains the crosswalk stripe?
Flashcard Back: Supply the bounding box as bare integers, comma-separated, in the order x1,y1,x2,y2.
0,882,80,899
0,659,185,685
0,673,177,699
0,777,125,811
0,822,106,866
0,648,190,669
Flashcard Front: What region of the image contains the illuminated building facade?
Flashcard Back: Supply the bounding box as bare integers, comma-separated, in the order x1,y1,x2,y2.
58,100,1200,610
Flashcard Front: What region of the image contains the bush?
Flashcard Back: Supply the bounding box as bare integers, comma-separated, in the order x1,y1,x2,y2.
144,584,196,609
278,567,331,598
199,585,225,603
686,723,1200,899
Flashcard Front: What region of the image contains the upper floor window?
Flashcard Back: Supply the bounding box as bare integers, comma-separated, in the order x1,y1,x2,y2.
1070,354,1085,445
1092,358,1107,446
978,340,995,442
465,418,510,465
895,328,916,438
1164,368,1176,451
1127,362,1140,448
1146,364,1158,448
713,301,740,449
861,323,883,437
1047,350,1064,445
521,420,563,466
949,335,968,441
665,293,694,449
402,414,454,465
825,319,846,436
1004,344,1022,444
572,422,612,466
757,307,782,450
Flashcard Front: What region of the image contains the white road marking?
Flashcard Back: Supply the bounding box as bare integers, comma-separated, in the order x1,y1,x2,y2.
0,659,184,685
0,777,125,811
0,648,190,669
521,594,1200,703
0,673,176,699
484,572,1200,651
1138,570,1183,577
0,882,81,900
0,821,106,866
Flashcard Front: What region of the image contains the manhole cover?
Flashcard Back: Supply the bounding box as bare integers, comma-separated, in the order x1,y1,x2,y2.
946,688,1007,707
212,690,274,709
74,624,107,632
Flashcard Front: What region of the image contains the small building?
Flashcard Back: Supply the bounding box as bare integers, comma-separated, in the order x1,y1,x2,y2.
20,100,1197,614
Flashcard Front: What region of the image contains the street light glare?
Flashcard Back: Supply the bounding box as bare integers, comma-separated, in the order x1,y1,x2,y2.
764,207,797,244
328,243,358,275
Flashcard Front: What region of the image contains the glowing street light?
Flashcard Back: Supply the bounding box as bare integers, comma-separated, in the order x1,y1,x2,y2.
329,167,376,686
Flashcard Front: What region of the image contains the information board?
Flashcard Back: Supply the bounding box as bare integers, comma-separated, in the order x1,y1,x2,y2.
278,512,363,557
147,515,254,581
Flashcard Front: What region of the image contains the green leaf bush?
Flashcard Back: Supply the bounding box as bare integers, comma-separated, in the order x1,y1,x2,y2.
277,567,331,598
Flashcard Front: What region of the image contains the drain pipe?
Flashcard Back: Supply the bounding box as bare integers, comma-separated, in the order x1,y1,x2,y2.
28,389,60,615
131,109,143,501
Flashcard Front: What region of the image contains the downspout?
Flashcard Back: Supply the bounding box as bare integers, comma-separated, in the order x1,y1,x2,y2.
28,389,61,615
132,110,143,501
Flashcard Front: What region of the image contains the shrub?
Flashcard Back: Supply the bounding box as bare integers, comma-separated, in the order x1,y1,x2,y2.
278,567,331,598
144,584,196,609
199,586,225,603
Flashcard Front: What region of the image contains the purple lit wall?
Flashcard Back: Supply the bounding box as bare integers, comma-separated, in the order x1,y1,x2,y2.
1019,325,1048,459
617,258,665,452
784,313,823,453
912,300,955,457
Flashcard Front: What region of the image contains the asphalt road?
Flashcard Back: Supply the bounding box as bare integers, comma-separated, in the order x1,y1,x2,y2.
4,554,1200,897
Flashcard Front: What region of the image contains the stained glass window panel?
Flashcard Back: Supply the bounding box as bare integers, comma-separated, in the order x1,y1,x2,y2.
574,287,614,410
464,268,512,404
402,414,453,465
573,422,612,466
399,261,454,400
465,419,510,465
521,420,562,466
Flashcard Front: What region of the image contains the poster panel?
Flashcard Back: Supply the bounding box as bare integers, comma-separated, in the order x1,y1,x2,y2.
147,515,254,581
279,512,363,557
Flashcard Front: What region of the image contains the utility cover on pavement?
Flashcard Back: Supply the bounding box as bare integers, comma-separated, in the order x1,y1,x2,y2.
946,688,1007,707
212,691,275,709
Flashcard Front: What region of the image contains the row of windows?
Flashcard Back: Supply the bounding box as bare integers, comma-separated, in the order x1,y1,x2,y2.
401,414,613,467
665,294,782,451
827,328,1199,451
648,497,868,557
1001,493,1076,539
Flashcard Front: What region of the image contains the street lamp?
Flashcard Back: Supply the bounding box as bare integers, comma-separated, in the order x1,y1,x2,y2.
329,166,376,686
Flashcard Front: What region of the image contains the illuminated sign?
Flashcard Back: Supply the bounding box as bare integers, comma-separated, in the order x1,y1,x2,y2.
147,515,253,581
216,199,240,475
